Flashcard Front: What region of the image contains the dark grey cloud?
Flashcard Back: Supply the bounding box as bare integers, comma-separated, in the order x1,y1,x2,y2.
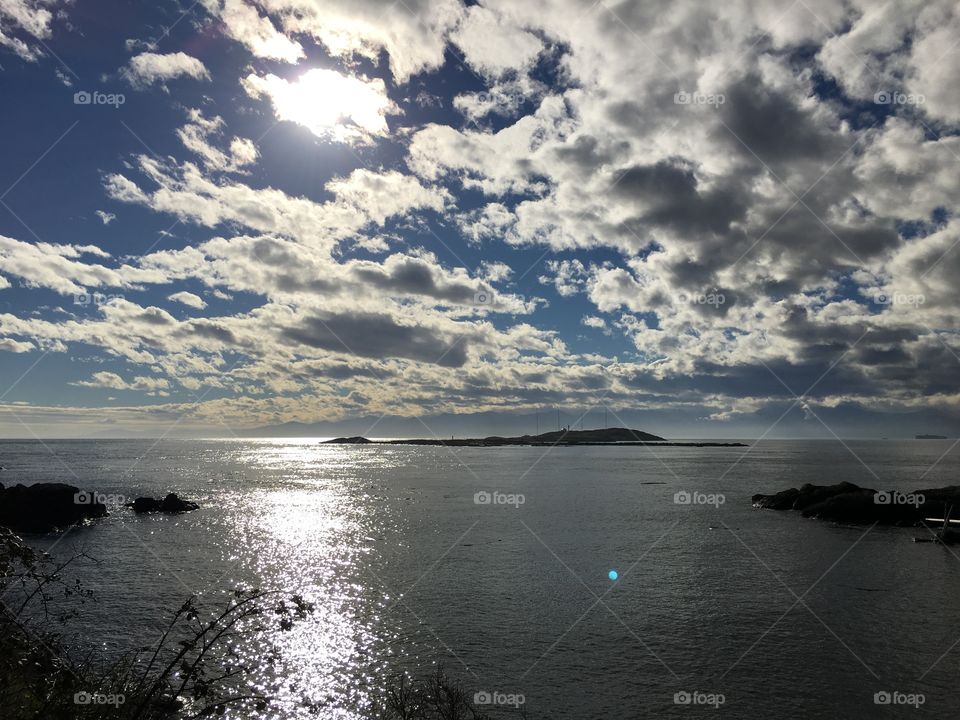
184,320,239,345
611,160,748,236
281,312,469,367
717,76,841,165
351,256,482,304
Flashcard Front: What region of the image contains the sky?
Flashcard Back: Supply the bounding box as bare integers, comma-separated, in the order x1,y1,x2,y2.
0,0,959,439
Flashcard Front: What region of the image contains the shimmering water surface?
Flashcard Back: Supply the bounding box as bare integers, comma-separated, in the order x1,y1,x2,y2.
3,438,960,718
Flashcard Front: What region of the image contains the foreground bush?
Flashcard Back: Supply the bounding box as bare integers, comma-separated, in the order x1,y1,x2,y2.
0,528,313,719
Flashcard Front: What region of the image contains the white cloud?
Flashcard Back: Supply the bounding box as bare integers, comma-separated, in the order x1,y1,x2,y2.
0,337,33,353
258,0,463,82
105,158,447,250
121,51,210,88
451,5,543,78
95,210,116,225
0,0,58,61
479,261,513,283
74,371,170,392
177,109,259,173
203,0,304,63
0,235,160,295
168,291,207,309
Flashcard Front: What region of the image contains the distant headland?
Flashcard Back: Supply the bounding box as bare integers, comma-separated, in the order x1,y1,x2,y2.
324,427,748,448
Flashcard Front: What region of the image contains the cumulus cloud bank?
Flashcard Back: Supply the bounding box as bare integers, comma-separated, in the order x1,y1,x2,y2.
2,0,960,435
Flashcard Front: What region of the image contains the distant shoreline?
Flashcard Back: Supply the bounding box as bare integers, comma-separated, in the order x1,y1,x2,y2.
328,440,750,447
324,427,749,448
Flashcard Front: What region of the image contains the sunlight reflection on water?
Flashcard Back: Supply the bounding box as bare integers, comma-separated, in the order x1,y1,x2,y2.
220,443,395,719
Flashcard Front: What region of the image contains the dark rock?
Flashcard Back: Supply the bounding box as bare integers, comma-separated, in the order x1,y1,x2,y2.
801,489,901,524
160,493,198,513
752,487,800,510
129,493,198,514
794,482,867,511
131,497,161,513
0,483,107,533
326,436,373,444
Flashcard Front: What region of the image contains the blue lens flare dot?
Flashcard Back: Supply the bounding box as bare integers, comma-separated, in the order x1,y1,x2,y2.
608,569,619,581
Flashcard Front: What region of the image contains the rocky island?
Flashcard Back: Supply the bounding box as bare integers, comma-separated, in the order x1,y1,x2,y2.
325,427,747,447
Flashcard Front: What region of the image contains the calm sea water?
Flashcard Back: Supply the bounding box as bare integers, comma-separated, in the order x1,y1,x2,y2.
2,438,960,718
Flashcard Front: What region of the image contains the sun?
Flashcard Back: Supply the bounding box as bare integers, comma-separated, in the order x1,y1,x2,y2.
244,68,392,143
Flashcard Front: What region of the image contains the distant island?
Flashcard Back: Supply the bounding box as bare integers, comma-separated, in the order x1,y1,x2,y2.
916,434,948,439
324,427,747,448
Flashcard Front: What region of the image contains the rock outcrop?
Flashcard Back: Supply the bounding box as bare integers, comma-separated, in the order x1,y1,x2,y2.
0,483,107,533
753,482,960,526
129,493,199,514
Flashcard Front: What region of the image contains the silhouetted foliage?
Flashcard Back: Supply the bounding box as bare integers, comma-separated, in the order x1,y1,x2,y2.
0,528,314,719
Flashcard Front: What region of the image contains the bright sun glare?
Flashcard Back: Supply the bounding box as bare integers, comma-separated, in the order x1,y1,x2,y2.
246,68,391,143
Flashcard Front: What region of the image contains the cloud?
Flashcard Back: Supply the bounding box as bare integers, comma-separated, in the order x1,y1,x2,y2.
280,311,471,368
74,371,170,392
0,337,34,353
0,0,58,61
255,0,464,82
105,158,448,251
203,0,304,63
0,235,160,295
451,5,543,78
241,68,394,144
121,52,210,88
168,291,207,309
95,210,116,225
176,109,259,173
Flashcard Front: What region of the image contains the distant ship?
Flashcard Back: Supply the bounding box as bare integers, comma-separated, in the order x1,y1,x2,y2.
916,434,948,440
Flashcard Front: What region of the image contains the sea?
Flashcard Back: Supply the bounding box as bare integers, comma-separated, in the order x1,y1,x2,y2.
2,438,960,719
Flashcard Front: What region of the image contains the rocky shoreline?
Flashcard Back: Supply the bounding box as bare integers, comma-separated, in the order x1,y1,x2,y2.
752,481,960,526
